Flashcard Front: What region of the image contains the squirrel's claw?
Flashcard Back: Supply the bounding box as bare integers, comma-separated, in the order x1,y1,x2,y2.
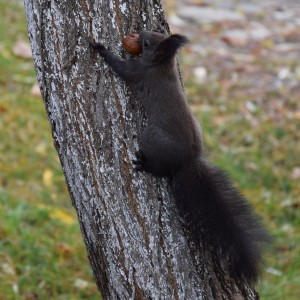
132,150,147,172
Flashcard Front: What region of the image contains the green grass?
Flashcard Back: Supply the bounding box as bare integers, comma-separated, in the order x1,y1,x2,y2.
1,0,300,299
0,1,99,299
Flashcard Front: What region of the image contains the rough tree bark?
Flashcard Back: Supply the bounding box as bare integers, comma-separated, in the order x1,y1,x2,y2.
24,1,259,299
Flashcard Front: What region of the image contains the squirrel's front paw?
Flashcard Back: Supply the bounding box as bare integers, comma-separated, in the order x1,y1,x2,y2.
90,41,106,53
132,150,147,172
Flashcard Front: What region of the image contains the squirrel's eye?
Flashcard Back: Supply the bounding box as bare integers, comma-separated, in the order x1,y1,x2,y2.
143,40,150,48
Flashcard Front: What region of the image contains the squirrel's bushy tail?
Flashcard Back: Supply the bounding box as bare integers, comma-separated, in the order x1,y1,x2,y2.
174,157,269,284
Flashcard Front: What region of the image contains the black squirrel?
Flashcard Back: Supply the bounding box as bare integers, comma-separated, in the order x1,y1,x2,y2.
90,30,269,284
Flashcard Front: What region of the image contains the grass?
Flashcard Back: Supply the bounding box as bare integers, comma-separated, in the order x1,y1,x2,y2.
0,1,99,299
1,0,299,299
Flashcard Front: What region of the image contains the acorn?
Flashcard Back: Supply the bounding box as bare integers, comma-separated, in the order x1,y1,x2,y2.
122,33,142,55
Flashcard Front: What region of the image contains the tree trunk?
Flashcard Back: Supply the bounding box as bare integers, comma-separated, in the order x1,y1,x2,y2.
24,0,259,299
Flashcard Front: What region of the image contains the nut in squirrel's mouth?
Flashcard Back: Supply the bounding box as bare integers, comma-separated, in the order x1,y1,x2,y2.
122,33,142,55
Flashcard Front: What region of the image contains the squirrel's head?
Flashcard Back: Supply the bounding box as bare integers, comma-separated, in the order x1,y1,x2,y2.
139,30,188,64
139,31,165,63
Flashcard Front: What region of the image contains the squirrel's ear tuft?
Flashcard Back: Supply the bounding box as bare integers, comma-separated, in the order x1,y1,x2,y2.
155,34,188,63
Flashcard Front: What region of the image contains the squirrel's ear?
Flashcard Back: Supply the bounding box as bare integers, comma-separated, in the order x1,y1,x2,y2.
155,34,188,63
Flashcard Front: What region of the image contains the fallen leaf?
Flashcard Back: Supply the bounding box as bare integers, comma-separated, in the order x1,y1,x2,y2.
291,167,300,179
43,168,53,187
0,105,7,113
50,209,75,225
30,83,41,97
35,142,47,156
12,41,32,59
56,242,73,258
74,278,89,290
1,262,15,276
